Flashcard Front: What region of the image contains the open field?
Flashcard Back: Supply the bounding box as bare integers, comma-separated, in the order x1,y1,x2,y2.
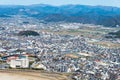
88,41,120,48
0,69,70,80
41,27,119,39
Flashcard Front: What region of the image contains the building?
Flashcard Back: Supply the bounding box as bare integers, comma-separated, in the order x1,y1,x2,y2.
9,55,29,68
31,62,46,70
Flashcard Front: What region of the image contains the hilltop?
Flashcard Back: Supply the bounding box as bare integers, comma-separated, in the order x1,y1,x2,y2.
18,30,39,36
107,30,120,38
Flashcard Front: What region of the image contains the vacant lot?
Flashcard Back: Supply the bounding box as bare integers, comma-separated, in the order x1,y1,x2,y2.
0,70,69,80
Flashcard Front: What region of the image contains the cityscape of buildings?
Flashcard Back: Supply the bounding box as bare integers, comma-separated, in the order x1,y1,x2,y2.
0,16,120,80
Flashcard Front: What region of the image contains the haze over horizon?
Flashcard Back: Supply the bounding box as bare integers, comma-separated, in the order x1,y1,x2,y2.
0,0,120,8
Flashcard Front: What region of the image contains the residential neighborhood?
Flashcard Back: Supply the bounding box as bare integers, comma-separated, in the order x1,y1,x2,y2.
0,16,120,80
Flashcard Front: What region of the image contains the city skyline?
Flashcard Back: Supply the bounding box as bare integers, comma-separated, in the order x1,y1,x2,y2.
0,0,120,7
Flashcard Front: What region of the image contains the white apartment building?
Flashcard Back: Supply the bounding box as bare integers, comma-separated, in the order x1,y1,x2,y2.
10,55,29,68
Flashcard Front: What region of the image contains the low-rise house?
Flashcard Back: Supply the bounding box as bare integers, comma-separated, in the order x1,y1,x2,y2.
31,62,46,70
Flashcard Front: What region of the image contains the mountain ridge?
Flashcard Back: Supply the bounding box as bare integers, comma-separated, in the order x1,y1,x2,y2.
0,4,120,27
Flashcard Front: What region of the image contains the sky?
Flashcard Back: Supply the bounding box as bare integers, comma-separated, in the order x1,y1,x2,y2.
0,0,120,7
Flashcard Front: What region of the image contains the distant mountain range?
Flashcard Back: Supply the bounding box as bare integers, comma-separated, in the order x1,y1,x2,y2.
0,4,120,27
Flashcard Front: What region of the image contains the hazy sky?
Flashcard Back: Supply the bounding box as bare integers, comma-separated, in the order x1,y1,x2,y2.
0,0,120,7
